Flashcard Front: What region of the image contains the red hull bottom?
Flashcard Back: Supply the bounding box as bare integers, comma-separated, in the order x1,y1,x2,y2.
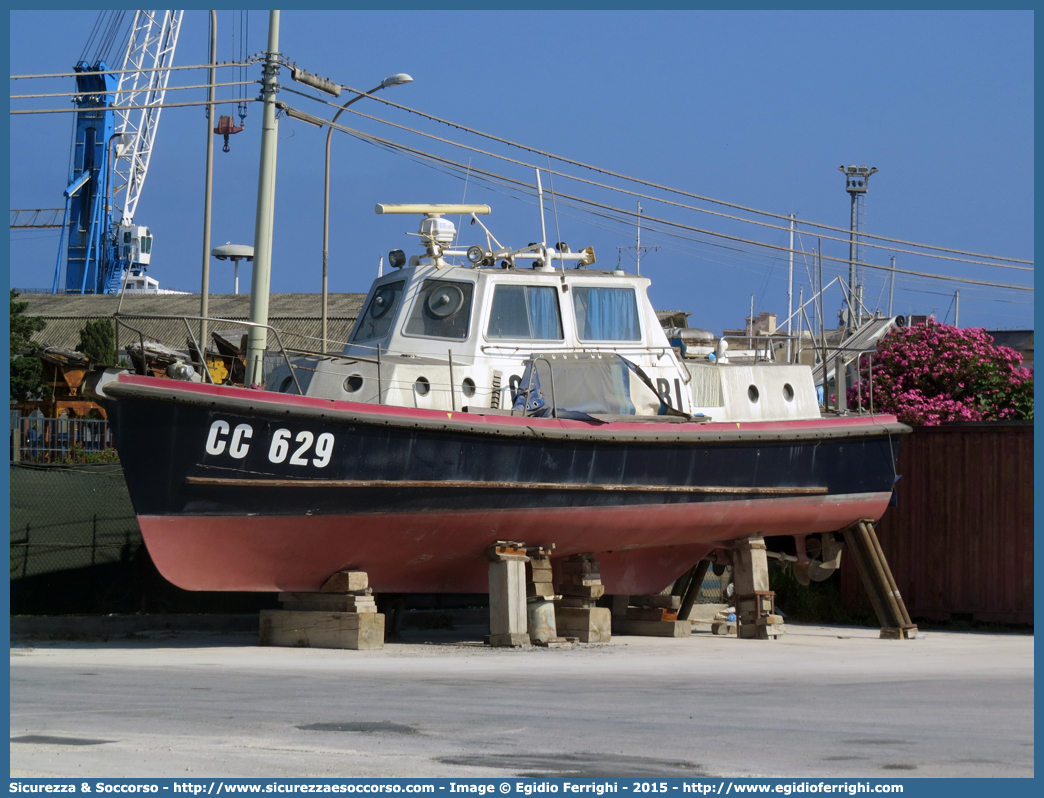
139,492,890,594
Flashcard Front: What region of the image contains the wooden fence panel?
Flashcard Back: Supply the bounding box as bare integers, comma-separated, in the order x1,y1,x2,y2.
842,423,1033,624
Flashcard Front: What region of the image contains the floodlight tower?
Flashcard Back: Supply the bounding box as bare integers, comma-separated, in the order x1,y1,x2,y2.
838,164,877,331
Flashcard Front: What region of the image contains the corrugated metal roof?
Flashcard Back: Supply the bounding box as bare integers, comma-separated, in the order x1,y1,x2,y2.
19,293,366,353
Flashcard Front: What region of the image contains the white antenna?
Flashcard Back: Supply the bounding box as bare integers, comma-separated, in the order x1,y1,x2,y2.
535,169,547,248
378,255,383,277
636,201,642,276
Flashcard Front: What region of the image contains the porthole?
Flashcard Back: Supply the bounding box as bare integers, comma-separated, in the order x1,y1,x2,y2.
783,383,795,402
415,376,431,396
279,376,294,393
462,377,476,398
748,385,760,403
344,374,363,393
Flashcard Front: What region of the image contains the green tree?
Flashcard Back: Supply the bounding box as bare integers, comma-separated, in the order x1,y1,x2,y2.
10,289,45,351
10,290,46,402
77,318,117,366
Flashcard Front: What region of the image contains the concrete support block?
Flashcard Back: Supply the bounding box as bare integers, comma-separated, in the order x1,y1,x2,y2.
527,599,558,644
555,606,611,643
487,542,530,647
259,610,384,650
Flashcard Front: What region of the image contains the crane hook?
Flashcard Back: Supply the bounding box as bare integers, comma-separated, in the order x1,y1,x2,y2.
214,116,244,154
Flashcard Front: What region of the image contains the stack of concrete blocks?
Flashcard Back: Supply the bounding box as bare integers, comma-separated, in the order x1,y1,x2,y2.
487,541,531,647
259,570,385,650
554,553,611,643
732,534,785,639
525,547,572,647
616,593,691,637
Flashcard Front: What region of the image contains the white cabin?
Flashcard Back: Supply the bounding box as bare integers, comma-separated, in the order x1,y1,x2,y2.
268,204,820,422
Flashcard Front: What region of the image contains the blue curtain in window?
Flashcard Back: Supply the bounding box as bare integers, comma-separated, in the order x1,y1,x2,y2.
527,287,562,339
576,287,640,341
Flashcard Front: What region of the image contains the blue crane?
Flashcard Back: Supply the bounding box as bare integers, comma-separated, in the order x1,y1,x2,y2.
53,11,183,294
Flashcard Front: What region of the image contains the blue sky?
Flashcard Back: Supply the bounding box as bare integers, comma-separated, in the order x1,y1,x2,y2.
8,9,1034,335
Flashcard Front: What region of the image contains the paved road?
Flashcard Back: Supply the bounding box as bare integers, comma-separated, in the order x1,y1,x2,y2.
10,624,1034,779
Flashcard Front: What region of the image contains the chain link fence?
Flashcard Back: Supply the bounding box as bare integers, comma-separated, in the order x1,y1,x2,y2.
11,417,115,464
10,462,141,580
9,461,276,616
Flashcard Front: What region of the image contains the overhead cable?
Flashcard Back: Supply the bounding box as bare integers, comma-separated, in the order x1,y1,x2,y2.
312,110,1032,292
330,84,1032,266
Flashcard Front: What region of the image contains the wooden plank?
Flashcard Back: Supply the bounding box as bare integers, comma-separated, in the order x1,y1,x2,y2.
560,583,605,599
618,619,691,638
560,561,602,575
279,593,377,613
626,607,678,622
320,571,368,593
629,595,682,610
561,574,602,586
259,610,384,650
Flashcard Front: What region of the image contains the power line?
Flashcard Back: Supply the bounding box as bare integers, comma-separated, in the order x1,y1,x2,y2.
9,59,261,80
11,98,257,115
317,113,1032,292
11,80,255,100
331,83,1033,266
284,85,1033,272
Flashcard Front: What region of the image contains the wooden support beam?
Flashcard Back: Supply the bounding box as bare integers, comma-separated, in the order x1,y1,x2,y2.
678,560,711,621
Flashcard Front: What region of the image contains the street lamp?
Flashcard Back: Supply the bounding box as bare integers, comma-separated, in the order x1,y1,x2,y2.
321,73,413,353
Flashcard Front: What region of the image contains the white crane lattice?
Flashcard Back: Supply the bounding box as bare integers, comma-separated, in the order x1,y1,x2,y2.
110,10,183,226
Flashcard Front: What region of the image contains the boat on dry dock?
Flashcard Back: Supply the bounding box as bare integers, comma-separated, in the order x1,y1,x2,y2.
95,201,908,597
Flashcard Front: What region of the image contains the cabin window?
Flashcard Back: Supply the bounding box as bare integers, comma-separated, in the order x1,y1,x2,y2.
404,279,474,340
486,285,563,340
353,280,405,342
572,286,641,342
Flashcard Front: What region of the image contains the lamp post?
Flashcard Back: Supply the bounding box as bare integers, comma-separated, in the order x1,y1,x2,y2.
321,74,412,353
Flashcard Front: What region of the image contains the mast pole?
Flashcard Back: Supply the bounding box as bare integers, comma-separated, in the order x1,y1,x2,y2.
245,10,281,387
200,10,216,353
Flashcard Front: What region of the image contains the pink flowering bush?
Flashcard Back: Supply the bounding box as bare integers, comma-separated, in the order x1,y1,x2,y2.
849,322,1033,425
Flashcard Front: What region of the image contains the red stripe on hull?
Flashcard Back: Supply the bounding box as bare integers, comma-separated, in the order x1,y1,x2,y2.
139,492,890,594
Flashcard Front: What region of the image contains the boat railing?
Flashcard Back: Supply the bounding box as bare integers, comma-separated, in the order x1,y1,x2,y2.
107,313,883,417
113,313,304,396
511,356,559,419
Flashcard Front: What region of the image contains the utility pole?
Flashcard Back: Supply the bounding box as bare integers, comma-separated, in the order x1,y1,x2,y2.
749,294,754,351
955,290,960,328
636,201,641,276
245,11,281,387
787,213,795,362
888,255,895,317
200,10,217,351
617,200,658,276
839,165,877,332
